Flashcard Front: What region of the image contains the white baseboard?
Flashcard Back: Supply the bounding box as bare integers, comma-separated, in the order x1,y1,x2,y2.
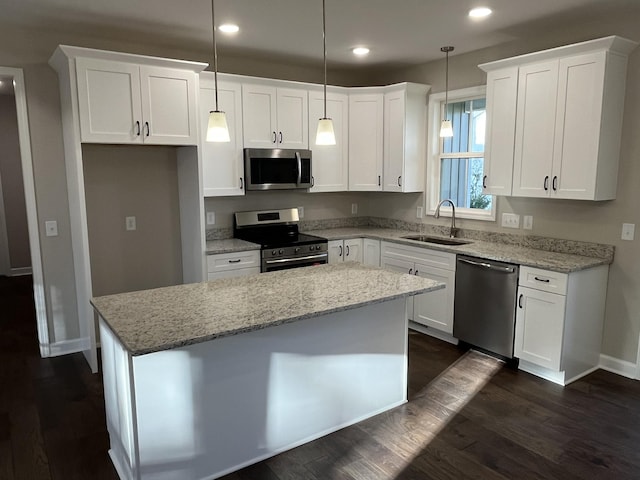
10,266,32,276
47,337,90,357
599,354,637,379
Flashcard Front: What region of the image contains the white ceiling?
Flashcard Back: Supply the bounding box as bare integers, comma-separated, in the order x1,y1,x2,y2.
1,0,638,68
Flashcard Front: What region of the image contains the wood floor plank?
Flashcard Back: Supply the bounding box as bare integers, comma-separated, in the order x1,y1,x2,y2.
0,440,15,480
9,403,51,480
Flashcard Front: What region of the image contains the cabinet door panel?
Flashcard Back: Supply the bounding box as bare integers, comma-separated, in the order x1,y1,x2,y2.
552,52,605,199
242,84,277,148
309,91,349,192
327,240,344,264
348,94,383,191
277,88,308,149
76,57,142,143
512,60,559,197
381,255,414,320
344,239,363,263
413,264,455,334
201,80,244,196
483,67,518,196
383,89,405,192
514,287,565,370
140,66,197,145
363,239,380,267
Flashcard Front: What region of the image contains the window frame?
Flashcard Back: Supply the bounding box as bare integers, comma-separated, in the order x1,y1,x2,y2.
426,85,496,222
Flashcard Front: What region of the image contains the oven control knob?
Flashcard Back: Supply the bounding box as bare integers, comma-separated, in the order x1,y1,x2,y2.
294,247,300,253
309,246,315,252
272,250,277,256
315,245,322,251
279,249,284,254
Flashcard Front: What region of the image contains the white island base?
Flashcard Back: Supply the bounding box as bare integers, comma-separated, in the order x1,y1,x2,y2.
99,297,409,480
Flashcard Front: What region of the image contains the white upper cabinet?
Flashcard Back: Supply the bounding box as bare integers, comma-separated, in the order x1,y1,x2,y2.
482,67,518,196
242,84,308,149
348,92,384,191
383,83,429,193
480,36,637,200
76,57,198,145
200,75,244,197
309,90,349,192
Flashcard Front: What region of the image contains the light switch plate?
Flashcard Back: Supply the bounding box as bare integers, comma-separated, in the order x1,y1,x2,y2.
523,215,533,230
126,216,136,231
416,206,424,219
45,220,58,237
621,223,635,241
501,213,520,229
298,206,304,219
206,212,216,225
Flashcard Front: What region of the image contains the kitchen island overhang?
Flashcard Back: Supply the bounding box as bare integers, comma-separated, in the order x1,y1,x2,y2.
91,263,444,480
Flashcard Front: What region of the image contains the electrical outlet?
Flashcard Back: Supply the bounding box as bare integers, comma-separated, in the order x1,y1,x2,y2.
622,223,635,241
523,215,533,230
351,203,358,215
45,220,58,237
298,206,304,219
501,213,520,229
416,206,424,219
125,216,136,231
206,212,216,225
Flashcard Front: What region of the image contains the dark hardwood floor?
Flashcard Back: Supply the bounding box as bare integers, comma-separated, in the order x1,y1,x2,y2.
2,275,640,479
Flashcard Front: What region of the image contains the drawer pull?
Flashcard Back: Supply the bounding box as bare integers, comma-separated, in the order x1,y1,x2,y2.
518,293,523,308
544,175,549,191
408,268,413,274
228,259,242,263
534,276,550,283
414,270,419,275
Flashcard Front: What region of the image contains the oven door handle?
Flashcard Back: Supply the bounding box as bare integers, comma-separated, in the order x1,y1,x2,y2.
295,151,302,186
264,253,328,265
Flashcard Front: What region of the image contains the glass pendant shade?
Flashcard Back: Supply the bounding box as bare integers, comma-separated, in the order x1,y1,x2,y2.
440,119,453,138
206,110,230,142
316,118,336,145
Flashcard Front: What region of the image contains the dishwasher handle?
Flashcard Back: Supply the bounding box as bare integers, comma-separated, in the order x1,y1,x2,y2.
458,257,516,274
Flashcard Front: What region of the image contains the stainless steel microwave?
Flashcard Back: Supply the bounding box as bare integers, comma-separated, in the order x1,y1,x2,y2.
244,148,312,190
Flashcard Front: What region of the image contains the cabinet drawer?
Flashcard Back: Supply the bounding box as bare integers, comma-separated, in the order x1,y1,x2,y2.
207,267,260,281
207,250,260,273
519,266,567,295
381,241,456,271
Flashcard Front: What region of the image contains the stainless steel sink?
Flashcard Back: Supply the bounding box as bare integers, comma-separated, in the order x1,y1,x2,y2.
401,235,472,246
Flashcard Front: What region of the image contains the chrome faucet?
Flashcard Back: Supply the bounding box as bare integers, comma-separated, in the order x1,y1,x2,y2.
434,199,458,238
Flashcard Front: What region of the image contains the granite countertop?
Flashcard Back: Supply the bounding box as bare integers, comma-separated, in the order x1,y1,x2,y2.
307,227,611,273
91,263,443,356
205,238,260,254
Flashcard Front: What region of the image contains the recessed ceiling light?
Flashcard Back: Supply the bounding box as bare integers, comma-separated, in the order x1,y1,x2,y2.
469,7,492,18
219,24,239,33
352,47,370,56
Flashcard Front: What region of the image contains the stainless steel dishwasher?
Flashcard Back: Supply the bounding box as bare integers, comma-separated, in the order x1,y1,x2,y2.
453,255,519,359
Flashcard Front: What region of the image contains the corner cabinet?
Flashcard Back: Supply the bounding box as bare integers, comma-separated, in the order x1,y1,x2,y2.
75,57,199,145
309,89,349,192
514,265,609,385
200,75,245,197
480,36,637,200
242,84,308,149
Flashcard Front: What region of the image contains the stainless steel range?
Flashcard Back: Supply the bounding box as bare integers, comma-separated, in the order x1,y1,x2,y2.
234,208,328,272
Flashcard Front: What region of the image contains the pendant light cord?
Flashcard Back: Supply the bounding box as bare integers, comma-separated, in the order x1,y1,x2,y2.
441,46,454,121
322,0,327,119
212,0,219,112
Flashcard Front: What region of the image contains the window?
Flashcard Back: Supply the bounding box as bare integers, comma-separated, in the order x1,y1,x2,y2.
426,86,495,221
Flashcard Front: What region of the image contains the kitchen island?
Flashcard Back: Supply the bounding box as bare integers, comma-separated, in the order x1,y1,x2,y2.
91,263,443,480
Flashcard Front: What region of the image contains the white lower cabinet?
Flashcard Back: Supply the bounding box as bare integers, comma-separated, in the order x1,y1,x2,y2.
328,239,363,264
363,239,381,267
514,265,608,385
207,250,260,281
380,241,456,334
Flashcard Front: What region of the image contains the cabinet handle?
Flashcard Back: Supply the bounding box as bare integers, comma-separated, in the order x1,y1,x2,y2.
414,270,419,276
145,122,150,137
534,276,550,283
339,245,343,257
346,245,350,256
518,293,523,308
378,175,381,187
135,121,141,136
311,176,314,187
408,268,413,274
228,259,242,263
272,131,277,143
552,176,558,191
543,175,549,191
483,175,487,189
398,176,402,187
239,177,244,190
279,132,283,144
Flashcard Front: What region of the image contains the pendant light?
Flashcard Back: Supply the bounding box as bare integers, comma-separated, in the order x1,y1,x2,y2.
315,0,336,146
206,0,230,142
439,46,454,138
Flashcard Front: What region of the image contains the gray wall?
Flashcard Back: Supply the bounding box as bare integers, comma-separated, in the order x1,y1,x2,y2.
0,93,30,269
362,14,640,364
